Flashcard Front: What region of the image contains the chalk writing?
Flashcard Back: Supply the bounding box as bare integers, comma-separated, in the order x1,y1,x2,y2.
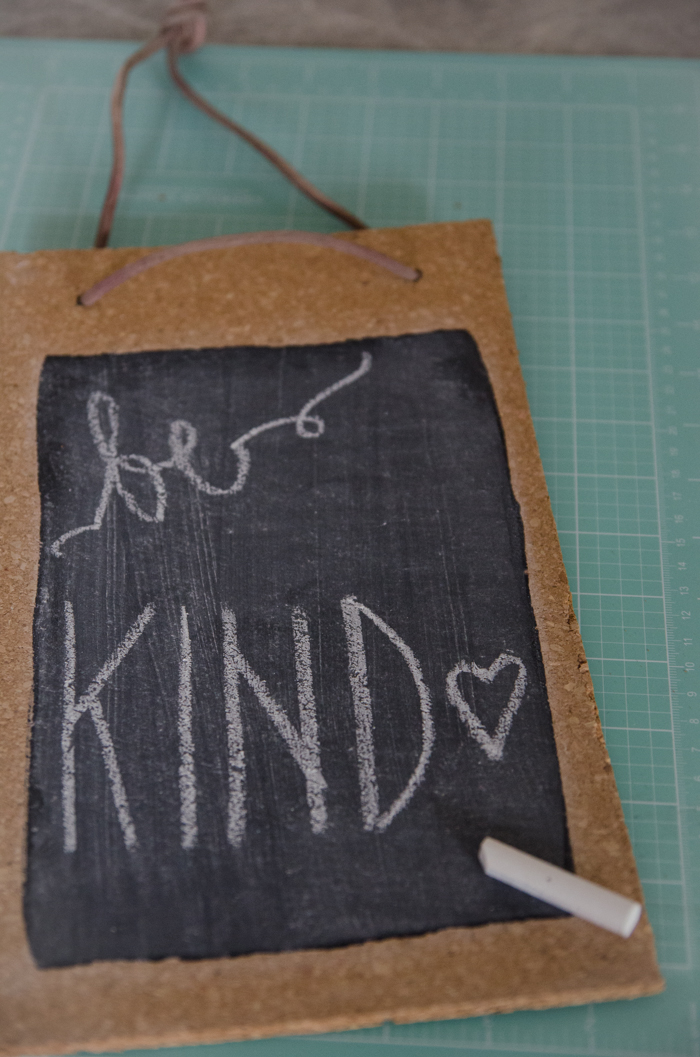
178,607,197,850
222,605,327,848
50,352,372,557
61,597,528,853
446,653,527,761
341,595,435,830
62,600,155,852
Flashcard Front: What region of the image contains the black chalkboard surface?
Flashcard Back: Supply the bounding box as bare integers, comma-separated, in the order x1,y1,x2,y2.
27,329,569,969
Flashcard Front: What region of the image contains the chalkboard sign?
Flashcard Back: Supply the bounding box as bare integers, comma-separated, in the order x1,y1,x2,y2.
26,329,569,968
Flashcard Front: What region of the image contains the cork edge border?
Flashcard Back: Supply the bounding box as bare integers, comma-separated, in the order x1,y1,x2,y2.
0,220,663,1056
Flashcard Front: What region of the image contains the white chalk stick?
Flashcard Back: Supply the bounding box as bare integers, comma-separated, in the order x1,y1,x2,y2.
478,837,642,938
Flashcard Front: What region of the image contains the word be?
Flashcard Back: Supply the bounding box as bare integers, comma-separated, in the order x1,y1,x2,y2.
61,596,527,853
51,352,372,556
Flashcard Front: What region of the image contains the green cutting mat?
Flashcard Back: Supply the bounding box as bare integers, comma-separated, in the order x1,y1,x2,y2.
1,38,698,1057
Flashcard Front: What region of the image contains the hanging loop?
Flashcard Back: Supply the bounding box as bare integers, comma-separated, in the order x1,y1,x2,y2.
79,231,420,306
95,0,367,249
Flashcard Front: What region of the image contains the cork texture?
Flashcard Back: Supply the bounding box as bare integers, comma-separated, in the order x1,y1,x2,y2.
0,220,663,1055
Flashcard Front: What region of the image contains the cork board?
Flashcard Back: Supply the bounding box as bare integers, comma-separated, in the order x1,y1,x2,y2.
0,220,663,1054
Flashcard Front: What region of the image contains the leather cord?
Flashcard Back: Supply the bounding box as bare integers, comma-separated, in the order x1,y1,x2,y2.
79,231,420,305
94,0,368,248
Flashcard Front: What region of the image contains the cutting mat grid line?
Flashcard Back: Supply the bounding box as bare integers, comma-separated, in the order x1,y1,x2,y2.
0,40,698,1057
631,93,693,981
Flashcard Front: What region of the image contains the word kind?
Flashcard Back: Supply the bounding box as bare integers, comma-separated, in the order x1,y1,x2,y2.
62,596,527,854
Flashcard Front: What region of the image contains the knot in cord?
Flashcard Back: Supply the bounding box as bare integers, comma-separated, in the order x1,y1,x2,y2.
161,0,207,55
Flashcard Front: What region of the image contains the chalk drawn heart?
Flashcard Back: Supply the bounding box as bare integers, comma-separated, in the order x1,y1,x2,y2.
446,653,527,761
